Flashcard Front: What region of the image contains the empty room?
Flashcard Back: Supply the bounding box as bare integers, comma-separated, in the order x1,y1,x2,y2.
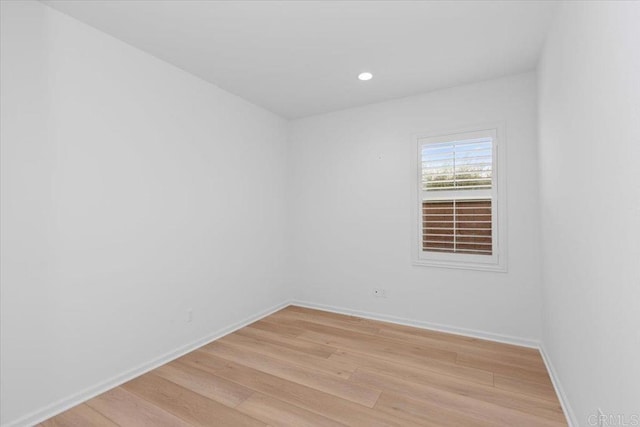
1,1,639,426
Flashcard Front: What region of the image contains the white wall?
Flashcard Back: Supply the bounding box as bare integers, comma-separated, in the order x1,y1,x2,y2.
10,1,640,425
538,2,640,425
287,73,542,343
0,2,288,425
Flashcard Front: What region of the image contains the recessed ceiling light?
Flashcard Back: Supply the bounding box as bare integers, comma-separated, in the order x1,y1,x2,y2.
358,72,373,81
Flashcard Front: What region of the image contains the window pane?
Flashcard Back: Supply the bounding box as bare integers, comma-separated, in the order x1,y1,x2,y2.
422,201,454,252
421,138,492,191
422,199,492,255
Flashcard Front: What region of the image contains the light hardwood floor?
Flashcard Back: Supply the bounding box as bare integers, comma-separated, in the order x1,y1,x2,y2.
40,306,567,426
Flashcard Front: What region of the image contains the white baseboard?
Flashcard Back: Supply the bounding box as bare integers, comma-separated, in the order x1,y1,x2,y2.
3,299,292,427
292,300,540,348
539,344,578,427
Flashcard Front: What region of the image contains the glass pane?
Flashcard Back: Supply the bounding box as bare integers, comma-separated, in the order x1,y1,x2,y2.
422,138,492,191
422,199,492,255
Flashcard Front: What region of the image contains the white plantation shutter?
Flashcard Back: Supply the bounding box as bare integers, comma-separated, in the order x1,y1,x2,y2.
418,129,497,258
421,138,493,192
422,199,492,255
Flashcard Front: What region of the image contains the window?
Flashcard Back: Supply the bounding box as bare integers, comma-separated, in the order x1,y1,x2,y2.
413,127,506,271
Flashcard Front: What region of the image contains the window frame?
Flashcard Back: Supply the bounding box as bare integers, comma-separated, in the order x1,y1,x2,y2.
411,124,507,272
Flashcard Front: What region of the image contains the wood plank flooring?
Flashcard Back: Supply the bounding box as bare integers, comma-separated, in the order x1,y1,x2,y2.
40,306,567,426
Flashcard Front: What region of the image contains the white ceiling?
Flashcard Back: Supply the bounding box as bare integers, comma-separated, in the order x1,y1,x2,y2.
44,1,558,119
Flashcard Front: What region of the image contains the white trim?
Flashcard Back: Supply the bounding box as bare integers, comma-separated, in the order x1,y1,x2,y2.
292,300,539,348
411,122,508,272
3,300,292,427
412,258,508,272
539,344,578,427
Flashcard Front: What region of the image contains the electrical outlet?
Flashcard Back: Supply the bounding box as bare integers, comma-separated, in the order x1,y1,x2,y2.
187,309,193,323
373,288,386,298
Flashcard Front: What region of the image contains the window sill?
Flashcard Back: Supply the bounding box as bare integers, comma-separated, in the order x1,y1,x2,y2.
413,258,507,272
